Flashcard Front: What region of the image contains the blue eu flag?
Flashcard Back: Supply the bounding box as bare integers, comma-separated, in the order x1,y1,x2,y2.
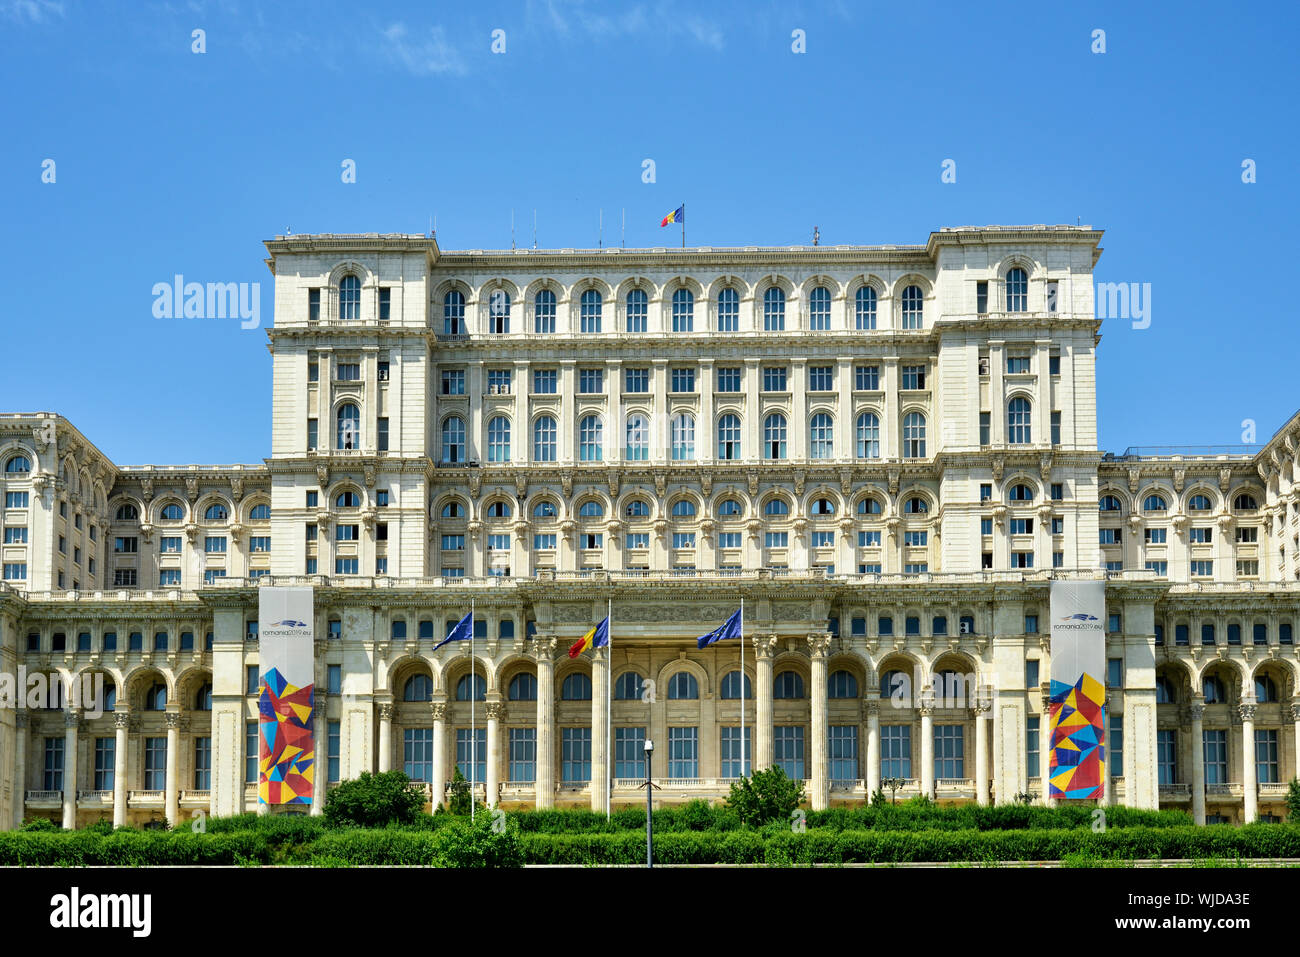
433,611,473,651
696,608,742,649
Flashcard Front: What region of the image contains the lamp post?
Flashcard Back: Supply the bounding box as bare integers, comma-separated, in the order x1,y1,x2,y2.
883,777,904,804
643,738,655,868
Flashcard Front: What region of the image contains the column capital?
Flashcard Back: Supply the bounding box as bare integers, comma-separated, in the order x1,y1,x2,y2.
806,632,832,659
534,637,557,662
164,711,181,730
1291,702,1300,723
15,710,28,728
864,697,881,717
379,702,396,721
486,702,507,721
65,708,82,728
1238,703,1257,723
1187,702,1206,721
752,634,778,659
114,711,130,729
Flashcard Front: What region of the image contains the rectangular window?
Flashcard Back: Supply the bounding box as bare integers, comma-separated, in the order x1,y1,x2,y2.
934,725,965,779
441,534,465,551
1026,716,1040,779
44,737,65,791
1255,729,1279,784
1203,729,1228,786
158,569,181,586
245,721,259,782
1099,528,1119,545
4,563,29,580
1144,527,1167,544
248,536,271,552
1145,560,1168,576
808,365,833,391
857,530,882,547
6,491,30,508
377,287,391,321
204,536,227,553
404,728,433,782
561,727,591,783
829,726,859,781
486,369,511,394
456,727,487,782
1010,518,1033,535
112,568,136,586
193,736,212,790
336,362,361,381
718,727,751,779
1025,659,1040,688
533,534,557,550
670,368,695,393
881,725,911,779
667,726,699,779
1157,729,1177,785
811,530,835,548
1190,560,1214,577
1189,527,1213,544
1025,614,1039,634
717,532,742,549
773,726,805,780
855,365,880,391
975,280,988,314
581,533,603,550
487,533,510,551
1236,526,1258,543
715,367,741,393
144,736,167,790
328,721,340,783
1049,352,1061,374
335,557,359,575
579,368,604,393
1051,483,1064,501
114,536,138,553
1111,715,1124,776
508,727,536,782
762,366,788,392
1005,355,1030,374
1010,552,1034,568
979,412,990,446
980,518,993,536
532,369,557,394
1107,657,1123,687
765,532,788,549
903,530,928,547
377,417,389,452
1050,517,1064,535
672,532,696,550
1051,411,1061,445
158,535,182,553
308,288,321,321
624,368,649,393
901,365,925,390
3,527,27,544
336,524,360,541
93,737,115,791
441,369,465,395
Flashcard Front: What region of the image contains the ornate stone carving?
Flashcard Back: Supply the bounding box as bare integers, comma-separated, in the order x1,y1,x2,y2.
65,708,82,728
534,637,557,661
747,470,759,495
164,711,181,730
514,472,528,497
378,703,396,721
468,472,482,498
230,476,244,501
114,711,129,729
1218,468,1232,492
653,470,666,497
1128,513,1143,536
1187,702,1206,721
431,702,447,721
316,465,329,488
887,468,900,495
793,470,806,497
32,473,50,495
486,702,507,721
990,456,1004,483
608,471,620,497
1237,704,1257,722
1172,469,1185,493
1038,452,1053,482
752,634,778,659
184,477,199,501
141,477,154,501
1127,467,1140,492
838,469,853,494
807,632,832,658
183,522,199,544
364,464,376,488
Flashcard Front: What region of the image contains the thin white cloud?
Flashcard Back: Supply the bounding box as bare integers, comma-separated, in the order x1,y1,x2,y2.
531,0,725,49
2,0,65,23
380,22,467,77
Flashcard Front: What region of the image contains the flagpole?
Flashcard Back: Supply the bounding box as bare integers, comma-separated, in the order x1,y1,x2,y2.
681,201,685,249
470,597,475,821
607,596,612,820
741,597,746,779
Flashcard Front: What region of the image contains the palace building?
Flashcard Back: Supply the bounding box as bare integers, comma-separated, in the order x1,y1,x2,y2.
1,224,1298,829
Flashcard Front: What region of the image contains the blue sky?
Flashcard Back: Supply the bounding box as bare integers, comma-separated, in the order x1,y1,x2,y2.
2,0,1296,465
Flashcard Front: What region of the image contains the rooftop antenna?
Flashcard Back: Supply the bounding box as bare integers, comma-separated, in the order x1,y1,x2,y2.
511,208,516,250
621,208,625,249
1077,216,1081,226
813,225,820,246
599,208,603,249
533,209,537,250
432,214,437,240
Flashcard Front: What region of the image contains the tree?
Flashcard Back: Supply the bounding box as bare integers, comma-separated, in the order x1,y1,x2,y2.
323,770,426,828
724,766,805,827
447,766,474,816
1286,777,1300,823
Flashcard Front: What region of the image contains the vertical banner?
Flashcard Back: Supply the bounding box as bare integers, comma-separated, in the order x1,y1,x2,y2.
258,586,315,805
1048,581,1106,799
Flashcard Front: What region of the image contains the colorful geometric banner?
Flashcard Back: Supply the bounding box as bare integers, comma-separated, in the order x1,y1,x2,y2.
1048,581,1106,799
258,586,315,805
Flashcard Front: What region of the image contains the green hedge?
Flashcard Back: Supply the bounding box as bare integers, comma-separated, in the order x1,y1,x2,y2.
0,831,271,866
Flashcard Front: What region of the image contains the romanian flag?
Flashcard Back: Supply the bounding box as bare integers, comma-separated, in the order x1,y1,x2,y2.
568,616,610,658
659,205,684,227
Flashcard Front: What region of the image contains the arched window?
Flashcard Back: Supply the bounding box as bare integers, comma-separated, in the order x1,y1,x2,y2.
203,503,227,521
880,669,908,700
440,500,464,519
5,455,32,473
810,498,836,516
774,671,805,699
670,499,697,518
671,413,695,461
672,288,694,332
103,686,116,712
809,413,834,459
533,415,557,462
404,675,433,701
532,500,557,519
717,413,741,460
903,496,929,514
614,672,644,700
441,416,465,463
456,673,486,702
579,289,603,334
666,672,699,700
249,504,271,521
508,673,537,701
443,289,465,335
336,490,360,508
486,500,512,519
764,498,790,517
1188,494,1212,512
716,498,743,518
1099,494,1122,511
337,403,361,450
145,682,167,711
1007,397,1032,444
625,288,648,333
857,497,882,515
902,412,926,458
1005,267,1028,312
763,413,787,460
488,289,511,334
720,670,752,699
486,416,511,463
1155,675,1175,704
1255,675,1278,703
579,415,603,462
855,285,877,330
856,411,880,458
339,275,361,321
763,286,785,331
829,670,858,698
1143,494,1168,512
534,288,556,334
808,286,831,330
1202,675,1225,704
161,503,184,521
716,287,739,332
115,503,139,521
625,414,649,461
1233,493,1259,510
901,285,924,329
1008,484,1035,503
561,673,592,700
578,500,604,519
625,500,651,518
195,683,213,710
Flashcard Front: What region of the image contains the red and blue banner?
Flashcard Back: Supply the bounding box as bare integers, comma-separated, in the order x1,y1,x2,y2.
258,586,315,805
1048,581,1106,799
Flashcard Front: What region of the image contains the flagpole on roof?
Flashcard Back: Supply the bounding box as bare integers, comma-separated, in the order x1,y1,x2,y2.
681,202,685,249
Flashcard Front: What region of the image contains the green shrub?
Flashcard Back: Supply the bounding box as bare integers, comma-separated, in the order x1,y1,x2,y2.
433,813,524,868
1286,778,1300,823
323,771,426,829
19,817,59,832
725,766,805,827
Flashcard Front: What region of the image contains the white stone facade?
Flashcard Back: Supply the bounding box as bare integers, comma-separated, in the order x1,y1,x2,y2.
1,224,1298,829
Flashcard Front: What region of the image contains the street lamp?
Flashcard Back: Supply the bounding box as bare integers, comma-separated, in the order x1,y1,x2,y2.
642,738,656,868
883,777,904,804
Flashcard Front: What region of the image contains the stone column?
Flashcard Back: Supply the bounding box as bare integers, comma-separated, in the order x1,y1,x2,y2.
754,635,775,769
431,701,448,809
377,703,394,773
535,638,556,809
1292,703,1300,795
1240,703,1258,823
63,709,80,830
920,705,935,798
112,711,129,828
164,712,180,827
808,633,830,810
1189,700,1206,825
590,647,608,813
974,705,990,806
865,699,881,796
486,701,504,809
13,711,27,829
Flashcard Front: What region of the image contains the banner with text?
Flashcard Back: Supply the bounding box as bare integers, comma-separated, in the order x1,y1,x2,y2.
258,586,315,805
1048,580,1106,799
